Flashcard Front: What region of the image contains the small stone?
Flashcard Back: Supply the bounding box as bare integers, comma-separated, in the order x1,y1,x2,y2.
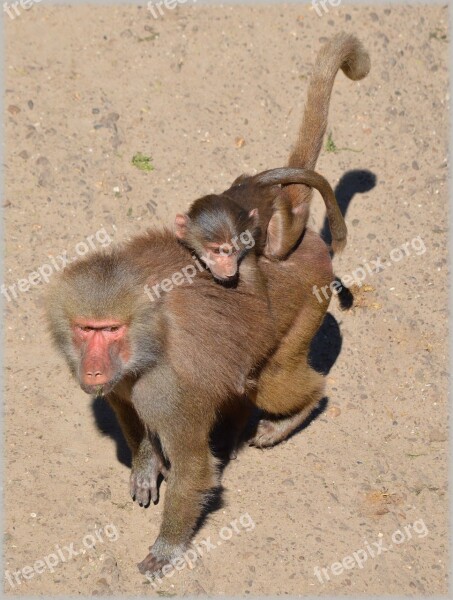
19,150,29,160
327,405,341,417
412,160,420,170
28,100,34,109
235,136,246,148
120,175,132,192
370,12,379,22
38,170,54,188
92,577,111,595
282,478,295,486
99,553,120,586
8,105,20,115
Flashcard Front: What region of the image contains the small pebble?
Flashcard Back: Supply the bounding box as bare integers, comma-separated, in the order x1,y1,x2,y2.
328,405,341,418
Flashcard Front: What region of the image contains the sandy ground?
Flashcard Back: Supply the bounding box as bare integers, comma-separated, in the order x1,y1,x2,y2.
3,2,449,596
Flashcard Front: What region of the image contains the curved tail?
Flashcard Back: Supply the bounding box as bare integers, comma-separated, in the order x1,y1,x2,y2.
288,32,370,170
264,33,369,259
253,167,347,253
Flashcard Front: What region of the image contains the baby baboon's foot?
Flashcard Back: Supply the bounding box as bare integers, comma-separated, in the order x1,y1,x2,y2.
251,403,319,448
251,417,290,448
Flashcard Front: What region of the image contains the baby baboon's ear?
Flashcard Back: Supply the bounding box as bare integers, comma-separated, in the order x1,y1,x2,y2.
248,208,259,225
174,213,190,239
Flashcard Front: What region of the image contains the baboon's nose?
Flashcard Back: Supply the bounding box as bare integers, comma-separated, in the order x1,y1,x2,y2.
83,369,109,385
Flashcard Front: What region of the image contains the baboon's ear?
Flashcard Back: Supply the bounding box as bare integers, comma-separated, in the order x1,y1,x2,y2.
249,208,259,224
174,214,189,239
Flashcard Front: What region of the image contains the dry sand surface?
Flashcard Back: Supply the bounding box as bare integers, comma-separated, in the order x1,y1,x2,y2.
3,2,449,596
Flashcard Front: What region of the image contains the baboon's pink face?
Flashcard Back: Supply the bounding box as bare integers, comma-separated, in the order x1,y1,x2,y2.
71,319,130,394
204,242,239,281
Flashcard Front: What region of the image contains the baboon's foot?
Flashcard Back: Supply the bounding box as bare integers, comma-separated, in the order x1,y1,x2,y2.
138,539,185,576
251,403,318,448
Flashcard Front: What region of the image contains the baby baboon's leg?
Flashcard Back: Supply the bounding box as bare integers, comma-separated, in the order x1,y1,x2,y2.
250,297,329,447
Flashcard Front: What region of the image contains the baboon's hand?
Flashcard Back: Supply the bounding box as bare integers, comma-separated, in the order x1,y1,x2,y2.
130,454,169,507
